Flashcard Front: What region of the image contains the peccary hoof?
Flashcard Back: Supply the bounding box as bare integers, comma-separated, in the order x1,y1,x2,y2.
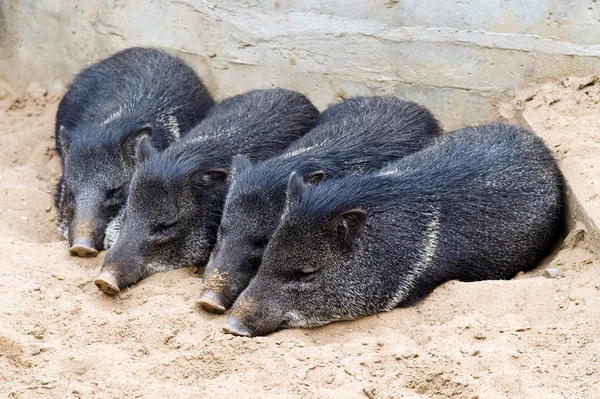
94,272,121,295
69,238,99,257
222,317,252,337
197,291,226,314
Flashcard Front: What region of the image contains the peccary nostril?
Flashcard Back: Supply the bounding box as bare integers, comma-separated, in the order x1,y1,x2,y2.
69,237,99,257
197,290,227,314
94,271,121,295
222,316,252,337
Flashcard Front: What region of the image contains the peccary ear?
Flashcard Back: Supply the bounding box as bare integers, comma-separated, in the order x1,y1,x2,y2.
330,208,367,247
230,154,252,180
285,172,306,209
123,126,152,159
303,170,326,186
135,135,157,164
192,168,228,190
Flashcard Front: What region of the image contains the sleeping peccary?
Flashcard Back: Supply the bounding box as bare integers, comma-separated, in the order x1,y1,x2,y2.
223,123,564,337
198,97,442,313
55,47,214,257
94,88,319,295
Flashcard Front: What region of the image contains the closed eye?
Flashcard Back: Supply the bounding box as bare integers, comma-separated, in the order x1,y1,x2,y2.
292,267,320,282
153,220,177,235
106,186,125,201
250,236,269,249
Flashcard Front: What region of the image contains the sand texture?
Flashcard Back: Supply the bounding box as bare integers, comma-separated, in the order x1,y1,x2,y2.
0,81,599,398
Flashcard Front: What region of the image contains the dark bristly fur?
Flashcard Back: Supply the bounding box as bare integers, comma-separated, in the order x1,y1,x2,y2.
202,96,442,311
227,123,564,336
99,88,319,290
55,47,214,251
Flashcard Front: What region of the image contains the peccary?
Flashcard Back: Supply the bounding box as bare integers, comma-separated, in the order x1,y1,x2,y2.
199,97,442,313
223,123,564,337
94,88,319,295
55,47,214,257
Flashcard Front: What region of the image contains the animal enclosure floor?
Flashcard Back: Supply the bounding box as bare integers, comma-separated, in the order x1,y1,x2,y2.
0,80,599,399
520,76,600,258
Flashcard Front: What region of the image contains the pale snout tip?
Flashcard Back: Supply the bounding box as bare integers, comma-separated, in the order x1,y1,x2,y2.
222,316,252,337
94,271,121,296
69,237,99,258
196,290,227,314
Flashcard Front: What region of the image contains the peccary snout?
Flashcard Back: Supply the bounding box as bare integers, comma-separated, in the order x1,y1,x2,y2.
196,287,227,314
94,233,148,295
223,289,288,337
94,261,144,296
200,177,274,312
70,238,99,258
222,316,252,337
68,199,108,257
94,270,121,295
198,251,261,313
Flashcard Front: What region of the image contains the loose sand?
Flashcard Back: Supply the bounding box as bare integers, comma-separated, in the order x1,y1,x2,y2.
0,80,598,399
519,76,600,257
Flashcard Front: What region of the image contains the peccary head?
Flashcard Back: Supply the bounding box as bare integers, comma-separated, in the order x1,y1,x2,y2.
94,137,227,294
59,125,151,257
199,155,325,313
224,173,369,337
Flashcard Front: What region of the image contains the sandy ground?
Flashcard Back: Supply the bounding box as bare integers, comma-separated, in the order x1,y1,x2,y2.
0,80,599,399
519,76,600,256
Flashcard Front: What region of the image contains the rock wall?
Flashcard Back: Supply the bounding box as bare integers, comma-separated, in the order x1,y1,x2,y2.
1,0,599,128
